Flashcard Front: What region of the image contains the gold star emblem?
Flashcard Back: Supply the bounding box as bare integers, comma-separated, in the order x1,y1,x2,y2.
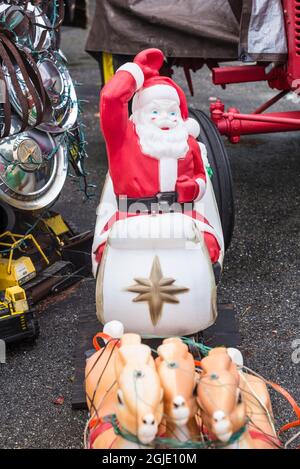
126,256,189,326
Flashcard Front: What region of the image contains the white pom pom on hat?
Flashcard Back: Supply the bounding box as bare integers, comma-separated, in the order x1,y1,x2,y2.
185,117,200,138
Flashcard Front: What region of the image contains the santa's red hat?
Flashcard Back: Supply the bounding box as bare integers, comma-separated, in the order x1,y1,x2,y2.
118,49,200,139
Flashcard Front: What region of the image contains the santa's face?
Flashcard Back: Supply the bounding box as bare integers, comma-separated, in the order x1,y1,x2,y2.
131,99,189,160
141,99,181,131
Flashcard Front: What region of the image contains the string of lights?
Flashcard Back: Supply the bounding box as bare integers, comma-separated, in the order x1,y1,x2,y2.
0,0,91,213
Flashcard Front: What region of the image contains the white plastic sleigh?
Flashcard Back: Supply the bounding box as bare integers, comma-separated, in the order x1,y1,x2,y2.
92,146,224,337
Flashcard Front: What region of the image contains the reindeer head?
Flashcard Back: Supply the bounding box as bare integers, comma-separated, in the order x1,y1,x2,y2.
197,348,246,443
156,338,198,426
114,334,163,445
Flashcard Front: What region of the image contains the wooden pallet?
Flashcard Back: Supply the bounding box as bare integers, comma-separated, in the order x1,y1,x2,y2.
72,303,240,410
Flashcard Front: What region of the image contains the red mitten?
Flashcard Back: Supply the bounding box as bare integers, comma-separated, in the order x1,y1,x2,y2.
134,48,164,80
204,232,220,263
176,176,199,203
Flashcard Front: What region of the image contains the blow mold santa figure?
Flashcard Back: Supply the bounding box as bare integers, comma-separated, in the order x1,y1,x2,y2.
95,48,221,268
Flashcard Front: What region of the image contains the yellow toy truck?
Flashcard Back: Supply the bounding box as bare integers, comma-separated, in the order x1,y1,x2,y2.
0,286,39,344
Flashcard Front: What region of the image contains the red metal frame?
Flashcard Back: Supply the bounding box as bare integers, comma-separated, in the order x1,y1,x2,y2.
210,0,300,143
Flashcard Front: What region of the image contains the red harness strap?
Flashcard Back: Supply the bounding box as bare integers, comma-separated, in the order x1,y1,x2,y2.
202,425,282,448
249,430,281,448
267,381,300,435
92,332,121,351
89,421,114,449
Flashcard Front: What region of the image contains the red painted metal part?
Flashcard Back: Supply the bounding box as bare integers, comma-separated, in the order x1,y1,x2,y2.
211,104,300,144
225,111,300,126
253,90,289,114
209,1,300,142
212,65,289,91
283,0,300,88
212,65,269,85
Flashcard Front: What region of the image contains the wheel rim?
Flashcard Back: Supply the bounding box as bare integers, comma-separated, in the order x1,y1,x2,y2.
0,128,67,211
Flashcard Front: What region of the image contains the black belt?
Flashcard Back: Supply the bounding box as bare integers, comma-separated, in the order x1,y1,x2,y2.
117,192,194,213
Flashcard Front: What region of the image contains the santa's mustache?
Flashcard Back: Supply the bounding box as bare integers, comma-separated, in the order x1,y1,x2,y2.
132,114,189,160
151,118,177,129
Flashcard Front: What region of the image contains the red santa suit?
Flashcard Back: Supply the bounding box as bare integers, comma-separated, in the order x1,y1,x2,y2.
96,49,220,264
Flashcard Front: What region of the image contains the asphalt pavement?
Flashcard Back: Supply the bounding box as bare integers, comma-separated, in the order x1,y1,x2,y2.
0,19,299,448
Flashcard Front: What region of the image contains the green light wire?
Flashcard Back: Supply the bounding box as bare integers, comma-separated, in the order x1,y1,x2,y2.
142,334,212,357
103,413,248,449
181,337,212,356
206,164,214,179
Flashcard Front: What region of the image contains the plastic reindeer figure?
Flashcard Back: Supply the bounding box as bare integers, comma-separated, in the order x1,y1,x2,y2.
155,337,199,443
85,324,164,449
238,363,279,448
196,347,280,449
85,323,121,449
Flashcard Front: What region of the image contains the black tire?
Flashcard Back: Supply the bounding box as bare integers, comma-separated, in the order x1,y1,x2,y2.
0,201,16,232
189,109,235,250
32,315,40,341
64,0,76,25
26,313,40,344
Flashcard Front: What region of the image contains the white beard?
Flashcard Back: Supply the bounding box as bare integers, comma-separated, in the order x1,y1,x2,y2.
132,114,189,160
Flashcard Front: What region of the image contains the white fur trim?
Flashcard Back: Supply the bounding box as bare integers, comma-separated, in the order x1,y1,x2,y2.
132,84,179,112
159,158,178,192
193,219,223,257
185,117,200,138
198,142,208,165
194,177,206,201
117,62,144,90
